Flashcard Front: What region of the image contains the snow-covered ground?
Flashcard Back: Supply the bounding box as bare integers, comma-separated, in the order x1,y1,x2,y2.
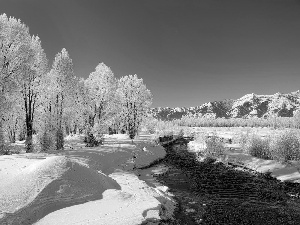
0,154,67,219
5,129,299,224
36,170,175,225
0,133,175,224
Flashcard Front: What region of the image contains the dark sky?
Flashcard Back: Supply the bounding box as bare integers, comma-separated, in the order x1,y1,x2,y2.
1,0,300,107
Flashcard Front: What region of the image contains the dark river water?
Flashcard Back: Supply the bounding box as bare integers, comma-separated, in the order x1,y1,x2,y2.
137,138,300,225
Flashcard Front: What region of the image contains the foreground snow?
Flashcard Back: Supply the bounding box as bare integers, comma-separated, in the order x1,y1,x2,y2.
35,134,175,225
0,133,175,224
35,170,175,225
0,155,67,219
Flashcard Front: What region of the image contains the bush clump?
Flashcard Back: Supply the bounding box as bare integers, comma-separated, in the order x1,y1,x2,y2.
194,131,225,158
204,134,226,158
241,130,300,162
0,144,10,155
38,130,56,152
245,135,272,160
236,129,251,148
271,130,300,161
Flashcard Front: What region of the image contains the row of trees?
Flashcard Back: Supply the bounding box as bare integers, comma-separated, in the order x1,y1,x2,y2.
0,14,152,153
175,113,299,128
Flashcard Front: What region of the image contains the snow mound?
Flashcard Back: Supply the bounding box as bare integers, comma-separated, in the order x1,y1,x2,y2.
0,155,67,218
35,170,176,225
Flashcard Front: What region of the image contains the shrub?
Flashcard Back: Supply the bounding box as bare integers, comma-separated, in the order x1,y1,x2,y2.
0,144,10,155
237,129,251,148
38,130,56,152
245,135,272,160
129,131,135,140
145,120,157,134
6,144,23,154
270,130,300,161
203,133,226,158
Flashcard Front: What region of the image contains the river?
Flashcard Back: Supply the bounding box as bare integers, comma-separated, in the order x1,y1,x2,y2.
137,137,300,225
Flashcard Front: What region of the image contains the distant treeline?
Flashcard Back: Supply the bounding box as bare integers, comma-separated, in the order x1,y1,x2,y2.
173,115,299,129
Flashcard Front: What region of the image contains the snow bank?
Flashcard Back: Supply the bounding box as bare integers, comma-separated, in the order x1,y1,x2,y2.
224,151,300,182
1,133,171,224
0,155,67,218
35,169,176,225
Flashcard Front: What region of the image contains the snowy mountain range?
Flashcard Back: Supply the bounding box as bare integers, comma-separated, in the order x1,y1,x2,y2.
151,91,300,120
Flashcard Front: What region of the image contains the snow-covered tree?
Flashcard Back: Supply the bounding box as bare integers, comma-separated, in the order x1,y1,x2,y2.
15,36,48,152
0,14,32,90
116,74,152,139
84,63,117,146
0,14,33,153
61,77,88,136
2,91,24,143
70,78,89,134
46,48,75,150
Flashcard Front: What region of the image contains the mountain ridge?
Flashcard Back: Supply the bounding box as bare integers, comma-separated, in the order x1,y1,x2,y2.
151,91,300,120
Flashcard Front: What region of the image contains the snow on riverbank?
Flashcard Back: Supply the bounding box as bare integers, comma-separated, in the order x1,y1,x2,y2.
35,169,176,225
35,134,175,225
1,133,174,224
188,140,300,183
0,155,67,219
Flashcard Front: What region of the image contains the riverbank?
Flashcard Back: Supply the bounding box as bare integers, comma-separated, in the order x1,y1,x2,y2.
150,137,300,224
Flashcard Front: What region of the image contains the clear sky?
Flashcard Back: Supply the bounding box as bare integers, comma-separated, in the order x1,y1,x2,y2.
1,0,300,107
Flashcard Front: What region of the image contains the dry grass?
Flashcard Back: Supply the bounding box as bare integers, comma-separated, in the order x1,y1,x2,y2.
205,134,226,158
239,129,300,162
245,135,272,160
270,130,300,161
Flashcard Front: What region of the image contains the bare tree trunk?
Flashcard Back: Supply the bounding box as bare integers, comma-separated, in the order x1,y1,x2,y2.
8,129,16,143
129,103,138,140
0,120,6,154
25,119,33,153
24,86,35,153
56,94,64,150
